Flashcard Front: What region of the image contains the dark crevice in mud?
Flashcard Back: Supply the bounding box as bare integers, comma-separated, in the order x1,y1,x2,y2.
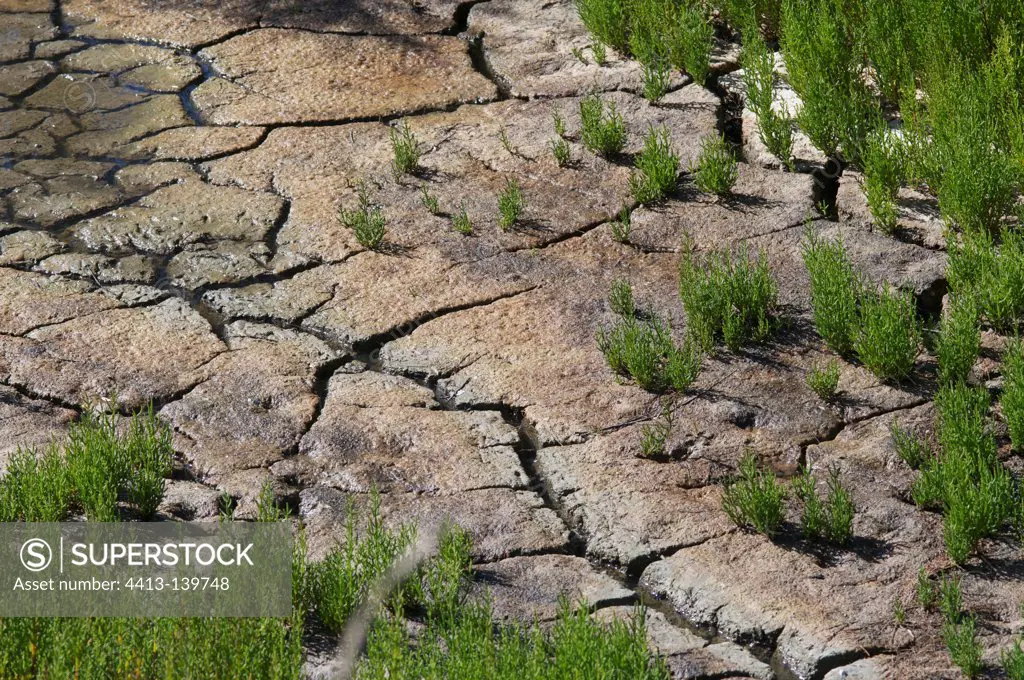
262,194,292,260
915,276,947,323
499,406,587,558
188,27,263,55
465,34,511,100
348,285,539,369
597,546,802,680
6,70,62,104
446,0,511,102
294,353,350,455
798,397,931,468
706,74,744,155
0,377,82,414
445,0,490,36
253,95,503,133
180,51,220,126
811,158,845,218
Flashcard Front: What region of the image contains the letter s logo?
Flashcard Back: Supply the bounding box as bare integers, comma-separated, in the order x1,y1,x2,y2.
20,539,52,572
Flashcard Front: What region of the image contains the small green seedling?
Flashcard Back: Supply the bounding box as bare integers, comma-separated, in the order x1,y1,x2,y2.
498,178,525,230
452,205,473,236
1002,639,1024,680
630,125,679,204
916,567,936,610
611,207,631,243
642,61,671,102
499,126,518,156
551,137,572,167
610,278,635,317
639,416,670,458
339,182,386,250
943,616,983,679
890,421,930,469
389,120,421,176
552,109,567,138
420,186,441,215
580,93,626,157
893,597,906,625
793,465,855,545
806,361,841,401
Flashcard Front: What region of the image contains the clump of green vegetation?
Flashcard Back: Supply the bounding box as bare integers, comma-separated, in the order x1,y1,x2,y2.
640,420,669,458
938,573,963,622
806,360,840,401
801,229,860,356
890,421,931,470
498,178,525,230
944,615,983,679
610,278,635,317
854,284,920,383
912,384,1015,563
947,229,1024,332
580,93,627,157
793,465,855,545
359,599,671,680
691,135,739,195
892,597,906,625
922,49,1022,235
591,40,608,65
672,3,713,86
390,120,421,176
340,182,387,250
678,243,779,352
722,452,787,537
719,0,782,38
630,126,679,204
642,61,671,102
597,313,702,393
0,406,172,522
308,494,417,633
420,186,441,215
936,297,979,386
916,567,936,610
0,614,305,679
802,229,921,381
935,572,983,677
551,137,572,167
611,207,631,243
0,448,71,522
573,0,630,53
779,0,879,161
571,46,589,64
1001,338,1024,452
741,37,794,169
1003,639,1024,680
860,125,907,233
452,205,473,236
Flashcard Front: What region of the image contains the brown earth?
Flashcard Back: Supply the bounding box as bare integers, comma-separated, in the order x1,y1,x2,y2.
0,2,1019,678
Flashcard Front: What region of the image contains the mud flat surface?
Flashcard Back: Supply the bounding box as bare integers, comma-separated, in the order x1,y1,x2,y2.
0,1,1016,678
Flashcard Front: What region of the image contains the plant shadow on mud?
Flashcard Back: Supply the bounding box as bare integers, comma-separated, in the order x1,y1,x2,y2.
770,524,895,568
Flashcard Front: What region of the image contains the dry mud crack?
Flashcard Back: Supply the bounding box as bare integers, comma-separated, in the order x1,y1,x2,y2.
0,1,1018,679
